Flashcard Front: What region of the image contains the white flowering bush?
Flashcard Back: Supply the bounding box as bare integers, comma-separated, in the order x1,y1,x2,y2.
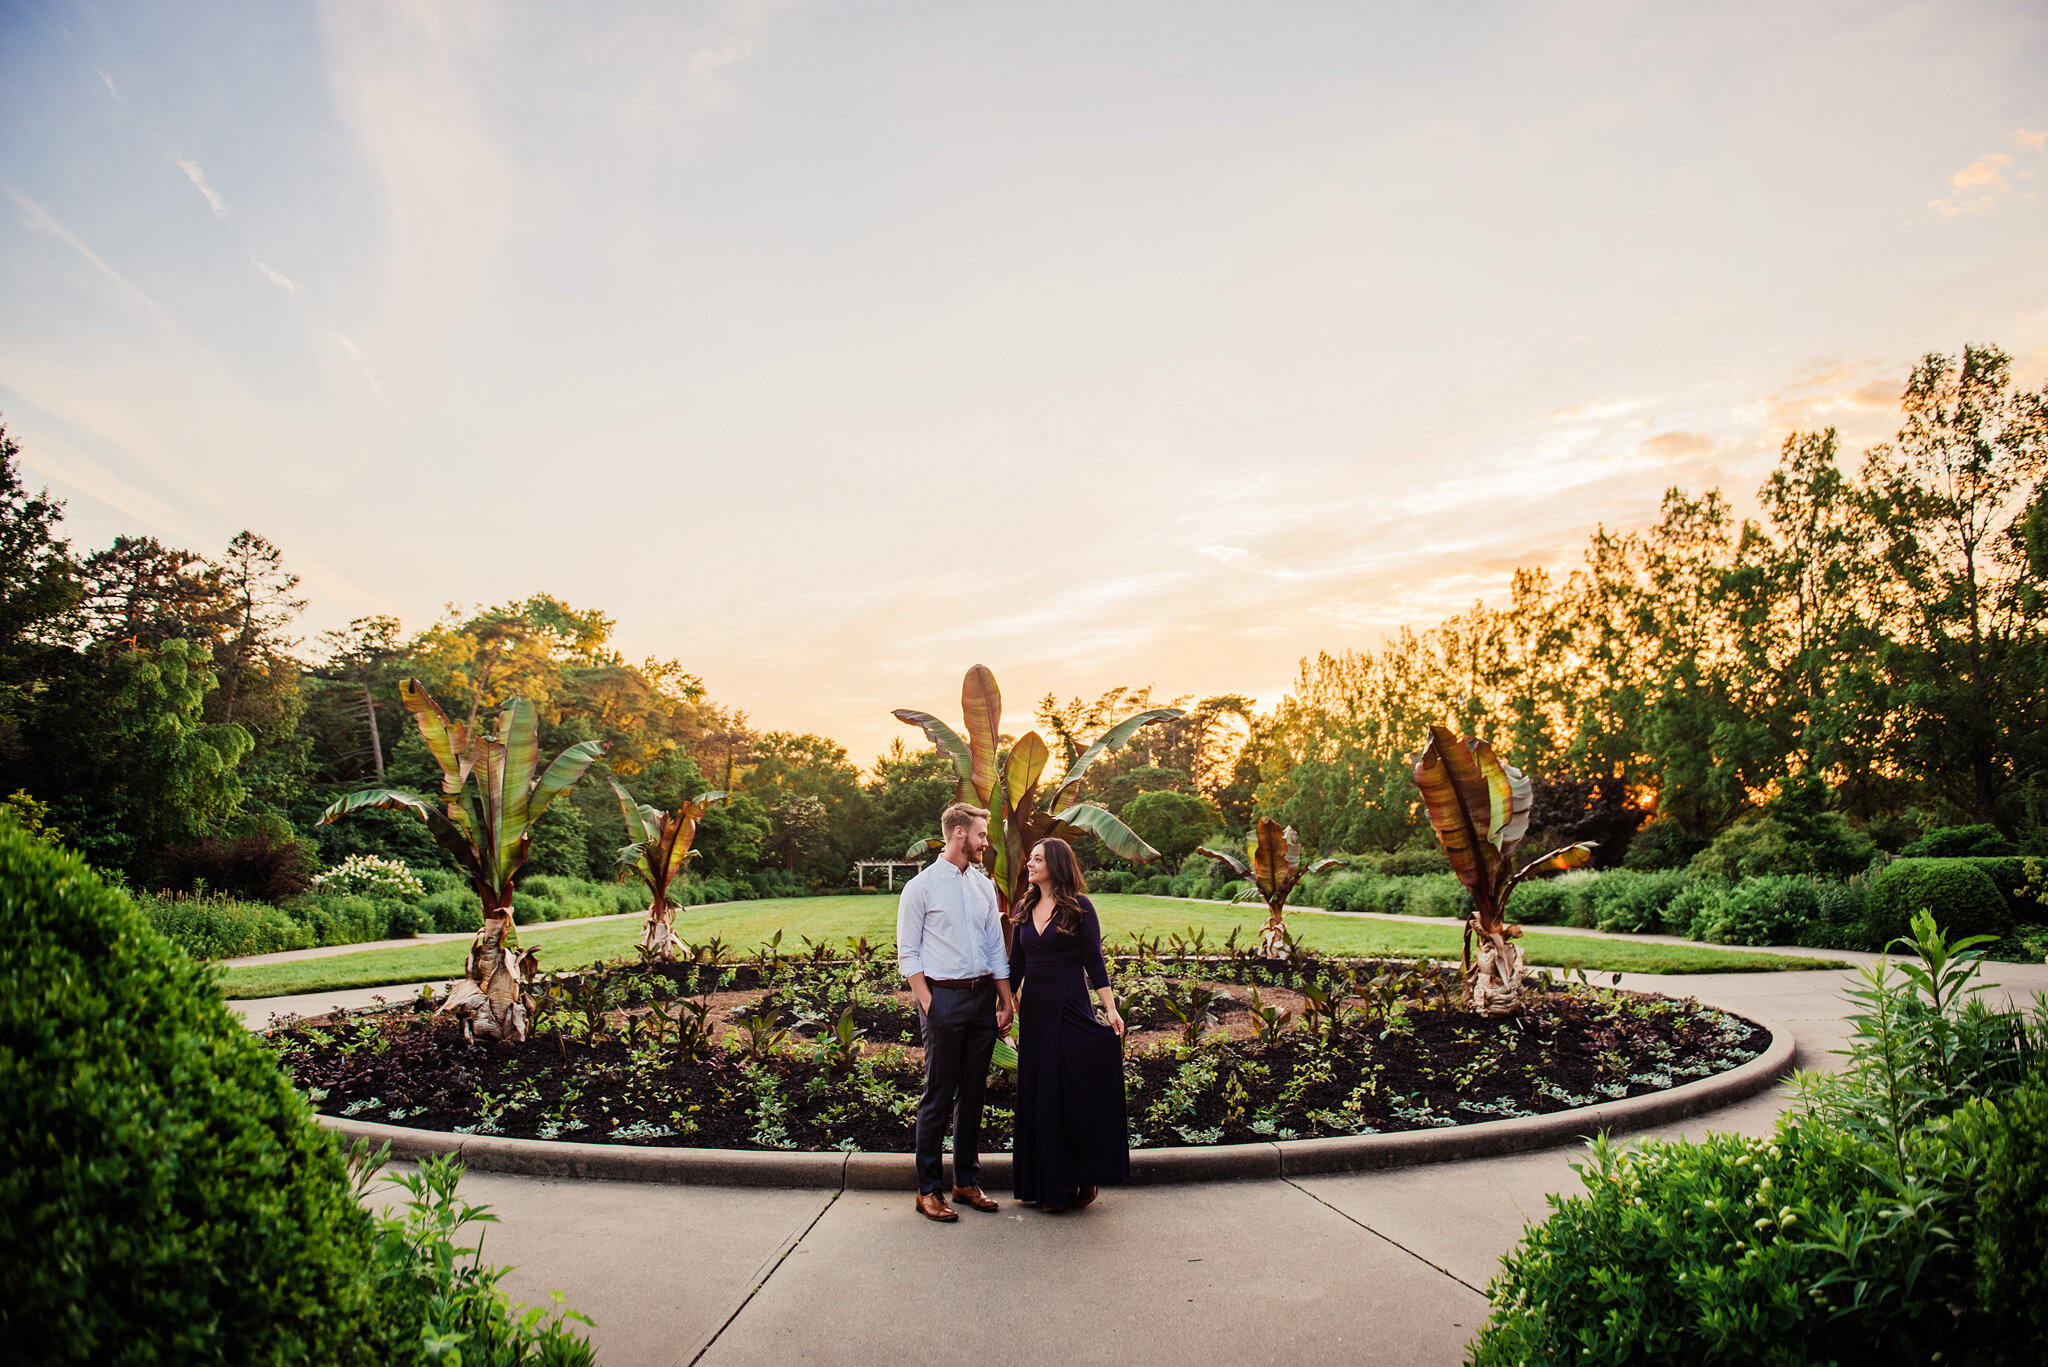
311,854,426,901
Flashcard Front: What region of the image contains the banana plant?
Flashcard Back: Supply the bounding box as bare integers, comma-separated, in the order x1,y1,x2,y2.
320,681,606,1040
1196,817,1347,957
1411,724,1594,1017
893,664,1183,938
610,777,726,961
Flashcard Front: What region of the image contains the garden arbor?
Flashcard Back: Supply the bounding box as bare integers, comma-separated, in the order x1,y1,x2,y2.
321,682,605,1040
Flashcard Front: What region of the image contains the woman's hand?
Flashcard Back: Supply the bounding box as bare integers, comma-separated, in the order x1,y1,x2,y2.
1105,1006,1124,1038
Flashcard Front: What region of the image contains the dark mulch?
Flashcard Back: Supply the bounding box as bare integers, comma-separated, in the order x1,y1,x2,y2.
269,953,1768,1154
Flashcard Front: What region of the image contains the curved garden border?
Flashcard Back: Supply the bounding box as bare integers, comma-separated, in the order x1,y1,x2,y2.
316,1014,1795,1189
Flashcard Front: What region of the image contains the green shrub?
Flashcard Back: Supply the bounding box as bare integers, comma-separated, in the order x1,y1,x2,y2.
1964,855,2033,907
0,816,391,1361
1586,869,1693,934
1689,811,1873,881
296,892,399,946
1975,1072,2048,1361
1395,872,1468,918
1474,914,2047,1363
1811,876,1873,950
1505,877,1569,925
1692,875,1822,946
422,887,480,934
1555,871,1600,927
1868,858,2013,946
1901,823,2017,858
682,873,740,905
1315,872,1378,913
1377,845,1451,877
1654,882,1707,936
418,866,464,895
1472,1125,1962,1364
140,892,315,960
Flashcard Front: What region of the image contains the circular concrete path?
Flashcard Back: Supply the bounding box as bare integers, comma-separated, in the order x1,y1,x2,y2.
249,940,2047,1366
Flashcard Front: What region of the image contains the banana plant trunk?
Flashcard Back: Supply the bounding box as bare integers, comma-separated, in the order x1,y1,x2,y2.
1466,922,1525,1017
435,890,533,1041
1258,897,1290,958
640,901,682,961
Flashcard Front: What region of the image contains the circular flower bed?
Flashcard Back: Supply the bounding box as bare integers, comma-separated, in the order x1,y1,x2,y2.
266,940,1770,1153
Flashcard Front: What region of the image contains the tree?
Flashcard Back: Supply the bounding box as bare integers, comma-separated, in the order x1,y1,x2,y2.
1121,789,1221,867
321,684,606,1040
0,422,79,670
76,535,223,650
0,424,80,771
1865,344,2048,821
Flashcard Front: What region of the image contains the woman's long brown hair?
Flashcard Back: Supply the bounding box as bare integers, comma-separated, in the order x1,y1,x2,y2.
1010,837,1089,935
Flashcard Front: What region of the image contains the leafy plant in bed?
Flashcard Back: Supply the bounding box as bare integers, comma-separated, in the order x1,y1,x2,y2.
267,934,1770,1153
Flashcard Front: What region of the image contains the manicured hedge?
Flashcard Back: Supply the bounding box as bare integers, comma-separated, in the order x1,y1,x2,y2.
1867,858,2012,945
0,817,392,1363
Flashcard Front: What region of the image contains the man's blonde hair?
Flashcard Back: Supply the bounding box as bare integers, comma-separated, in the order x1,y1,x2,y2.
940,802,989,838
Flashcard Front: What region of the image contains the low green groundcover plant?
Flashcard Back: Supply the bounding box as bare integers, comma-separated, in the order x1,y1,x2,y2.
1469,912,2048,1365
0,813,595,1365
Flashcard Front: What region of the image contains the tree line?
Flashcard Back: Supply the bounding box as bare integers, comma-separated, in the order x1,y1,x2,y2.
1,342,2042,899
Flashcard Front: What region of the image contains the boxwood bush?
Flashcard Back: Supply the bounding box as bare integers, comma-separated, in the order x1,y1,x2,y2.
1867,858,2012,946
1,816,597,1365
0,817,392,1362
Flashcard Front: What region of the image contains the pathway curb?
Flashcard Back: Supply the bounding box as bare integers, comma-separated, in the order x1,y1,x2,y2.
316,1016,1795,1189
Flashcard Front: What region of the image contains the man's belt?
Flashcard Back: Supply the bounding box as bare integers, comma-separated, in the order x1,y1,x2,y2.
926,975,993,991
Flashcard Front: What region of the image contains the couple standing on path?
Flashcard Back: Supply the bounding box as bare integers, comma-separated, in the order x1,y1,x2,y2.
894,802,1131,1222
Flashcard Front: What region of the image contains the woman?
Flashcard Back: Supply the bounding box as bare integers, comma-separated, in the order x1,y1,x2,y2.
1007,837,1130,1212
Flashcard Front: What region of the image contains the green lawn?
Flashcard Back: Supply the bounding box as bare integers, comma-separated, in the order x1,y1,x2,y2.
213,893,1847,1000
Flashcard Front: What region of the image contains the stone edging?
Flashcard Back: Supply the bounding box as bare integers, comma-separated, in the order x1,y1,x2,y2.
315,1015,1794,1189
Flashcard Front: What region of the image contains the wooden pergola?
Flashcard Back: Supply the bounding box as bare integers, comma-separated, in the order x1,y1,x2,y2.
854,859,925,890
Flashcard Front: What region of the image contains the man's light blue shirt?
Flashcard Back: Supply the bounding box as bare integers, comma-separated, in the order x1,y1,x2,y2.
896,857,1010,982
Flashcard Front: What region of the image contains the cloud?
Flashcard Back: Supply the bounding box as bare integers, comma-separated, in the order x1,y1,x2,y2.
91,66,121,100
1193,544,1307,580
1929,151,2013,218
1639,430,1714,462
4,184,169,322
1548,398,1645,421
13,432,193,538
332,333,400,413
2015,127,2048,151
169,154,233,221
250,257,300,297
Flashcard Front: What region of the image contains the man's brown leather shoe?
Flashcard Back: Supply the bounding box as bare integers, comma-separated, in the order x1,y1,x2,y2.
915,1192,958,1222
953,1185,999,1213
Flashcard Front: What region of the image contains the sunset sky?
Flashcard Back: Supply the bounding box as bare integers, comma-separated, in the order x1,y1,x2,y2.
3,1,2046,763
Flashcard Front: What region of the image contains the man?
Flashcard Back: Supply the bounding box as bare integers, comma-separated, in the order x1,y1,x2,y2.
895,801,1016,1222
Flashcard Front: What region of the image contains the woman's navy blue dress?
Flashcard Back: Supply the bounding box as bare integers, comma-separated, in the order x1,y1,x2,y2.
1009,895,1130,1203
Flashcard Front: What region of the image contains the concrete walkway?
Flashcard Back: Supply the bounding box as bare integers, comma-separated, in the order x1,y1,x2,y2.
339,958,2048,1367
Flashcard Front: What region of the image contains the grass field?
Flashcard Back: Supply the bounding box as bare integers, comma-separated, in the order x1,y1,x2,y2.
213,893,1847,999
